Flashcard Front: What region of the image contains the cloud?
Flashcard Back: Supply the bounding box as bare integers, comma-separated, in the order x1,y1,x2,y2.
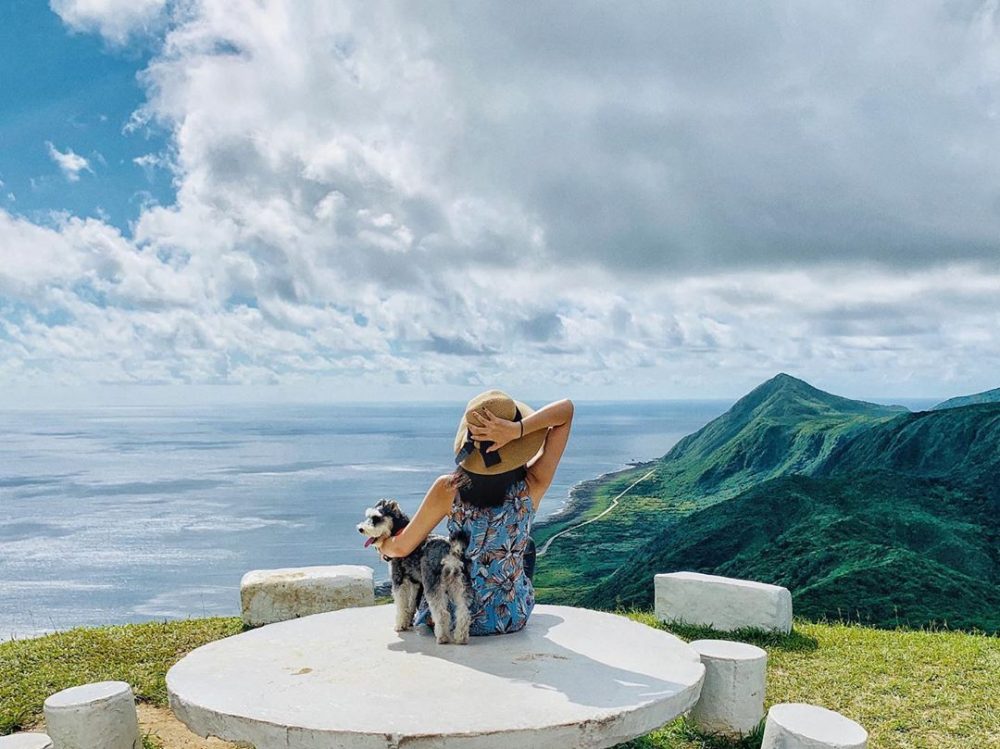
50,0,169,46
132,152,172,181
45,141,93,182
2,1,999,400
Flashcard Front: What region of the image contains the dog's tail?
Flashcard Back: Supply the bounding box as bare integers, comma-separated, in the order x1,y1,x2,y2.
443,529,471,581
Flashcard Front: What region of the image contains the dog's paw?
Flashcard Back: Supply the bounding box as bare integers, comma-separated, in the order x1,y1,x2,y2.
436,633,450,644
394,623,411,632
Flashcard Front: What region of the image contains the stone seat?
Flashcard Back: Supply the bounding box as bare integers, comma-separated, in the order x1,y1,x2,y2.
762,703,868,748
240,564,374,627
167,604,706,749
43,681,140,749
689,639,767,737
655,571,793,633
0,734,54,749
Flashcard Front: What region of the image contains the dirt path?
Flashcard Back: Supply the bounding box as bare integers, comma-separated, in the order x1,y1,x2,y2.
537,468,656,557
24,703,246,748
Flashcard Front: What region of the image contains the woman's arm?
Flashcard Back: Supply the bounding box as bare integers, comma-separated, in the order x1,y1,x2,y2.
375,474,455,558
522,399,573,509
467,398,574,511
468,398,574,450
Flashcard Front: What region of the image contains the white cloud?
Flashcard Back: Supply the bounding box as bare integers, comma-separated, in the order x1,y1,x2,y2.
45,141,93,182
50,0,168,46
132,152,171,181
3,1,999,402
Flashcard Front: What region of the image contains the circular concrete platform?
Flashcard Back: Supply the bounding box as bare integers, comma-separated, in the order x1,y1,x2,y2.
167,604,705,749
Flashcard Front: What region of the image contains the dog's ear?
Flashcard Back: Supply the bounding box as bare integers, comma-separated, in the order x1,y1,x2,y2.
377,498,401,513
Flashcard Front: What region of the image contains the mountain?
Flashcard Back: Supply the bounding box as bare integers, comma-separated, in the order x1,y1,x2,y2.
817,403,1000,500
533,373,908,602
536,374,999,631
656,372,907,499
576,472,1000,632
933,386,1000,411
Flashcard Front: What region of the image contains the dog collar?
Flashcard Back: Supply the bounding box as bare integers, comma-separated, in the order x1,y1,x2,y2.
365,528,403,549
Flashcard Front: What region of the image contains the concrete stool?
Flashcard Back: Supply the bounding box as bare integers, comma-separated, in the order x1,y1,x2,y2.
762,703,868,749
43,681,140,749
655,571,793,633
688,639,767,736
0,734,54,749
241,564,374,626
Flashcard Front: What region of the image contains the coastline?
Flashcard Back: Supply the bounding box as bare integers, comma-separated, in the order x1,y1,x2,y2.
535,458,658,531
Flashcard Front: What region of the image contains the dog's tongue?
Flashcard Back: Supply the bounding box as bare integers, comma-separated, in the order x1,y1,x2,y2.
363,537,375,548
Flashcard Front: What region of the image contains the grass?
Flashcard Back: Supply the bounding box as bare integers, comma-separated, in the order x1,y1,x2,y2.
0,617,243,737
619,612,1000,749
2,612,997,748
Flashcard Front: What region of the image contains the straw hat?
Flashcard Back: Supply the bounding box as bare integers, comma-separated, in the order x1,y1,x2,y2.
453,389,546,475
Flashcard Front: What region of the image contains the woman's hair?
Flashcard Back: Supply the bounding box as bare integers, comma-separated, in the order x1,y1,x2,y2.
450,464,527,509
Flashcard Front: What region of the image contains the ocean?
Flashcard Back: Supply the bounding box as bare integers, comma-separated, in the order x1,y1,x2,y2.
0,397,937,641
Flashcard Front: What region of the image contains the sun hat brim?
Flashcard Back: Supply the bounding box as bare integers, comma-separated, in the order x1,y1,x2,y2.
453,390,547,475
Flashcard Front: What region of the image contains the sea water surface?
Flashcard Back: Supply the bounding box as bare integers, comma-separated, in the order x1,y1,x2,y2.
0,397,937,640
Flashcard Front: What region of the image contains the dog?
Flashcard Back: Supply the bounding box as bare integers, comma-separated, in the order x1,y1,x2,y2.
357,498,474,644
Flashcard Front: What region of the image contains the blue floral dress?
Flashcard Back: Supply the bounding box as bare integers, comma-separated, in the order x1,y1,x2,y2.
413,477,536,635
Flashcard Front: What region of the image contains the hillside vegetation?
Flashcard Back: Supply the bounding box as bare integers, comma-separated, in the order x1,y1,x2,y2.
533,374,906,601
640,373,906,501
579,473,1000,631
818,402,1000,500
933,385,1000,410
536,374,1000,633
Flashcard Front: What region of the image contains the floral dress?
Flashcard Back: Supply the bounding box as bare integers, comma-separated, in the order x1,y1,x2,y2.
413,477,536,635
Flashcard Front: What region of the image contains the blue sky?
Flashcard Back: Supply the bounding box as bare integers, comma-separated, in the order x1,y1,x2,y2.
0,0,174,232
1,2,999,406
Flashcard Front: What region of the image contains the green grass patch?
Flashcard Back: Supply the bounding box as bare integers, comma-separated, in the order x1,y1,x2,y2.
2,611,997,748
618,611,1000,749
0,616,244,736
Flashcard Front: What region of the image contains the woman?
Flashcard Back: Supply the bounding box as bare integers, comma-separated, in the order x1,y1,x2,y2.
375,389,573,635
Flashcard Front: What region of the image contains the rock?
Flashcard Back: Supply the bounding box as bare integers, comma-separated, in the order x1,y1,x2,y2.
167,604,706,748
0,734,54,749
688,639,767,736
374,579,393,597
240,564,374,627
43,681,140,749
761,703,868,748
655,571,793,633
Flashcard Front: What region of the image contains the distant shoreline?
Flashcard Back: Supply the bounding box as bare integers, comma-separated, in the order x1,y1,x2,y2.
535,459,657,531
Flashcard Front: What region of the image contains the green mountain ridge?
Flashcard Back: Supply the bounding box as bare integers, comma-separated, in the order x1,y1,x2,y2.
817,402,1000,499
531,373,905,601
643,372,906,503
933,386,1000,411
576,472,1000,631
536,374,1000,632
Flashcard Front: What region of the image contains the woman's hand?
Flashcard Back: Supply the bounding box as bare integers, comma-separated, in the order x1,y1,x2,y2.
467,408,521,452
374,535,398,559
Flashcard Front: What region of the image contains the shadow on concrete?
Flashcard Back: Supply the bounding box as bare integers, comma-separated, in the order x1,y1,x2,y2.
387,611,704,710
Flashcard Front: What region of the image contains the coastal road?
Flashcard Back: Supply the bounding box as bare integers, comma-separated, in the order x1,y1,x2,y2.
536,468,656,557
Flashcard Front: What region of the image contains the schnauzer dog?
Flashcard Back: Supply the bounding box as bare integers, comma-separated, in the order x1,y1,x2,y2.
357,498,473,644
